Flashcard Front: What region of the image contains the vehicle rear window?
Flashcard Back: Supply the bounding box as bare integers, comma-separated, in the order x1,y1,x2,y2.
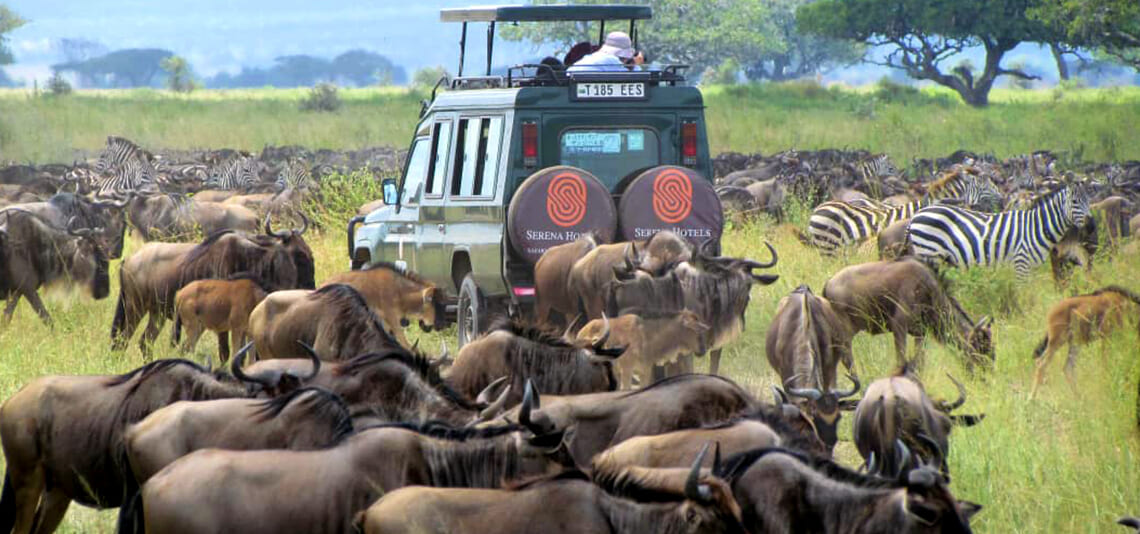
559,128,659,185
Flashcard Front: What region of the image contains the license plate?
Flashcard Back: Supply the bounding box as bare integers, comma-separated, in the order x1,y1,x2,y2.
575,82,646,100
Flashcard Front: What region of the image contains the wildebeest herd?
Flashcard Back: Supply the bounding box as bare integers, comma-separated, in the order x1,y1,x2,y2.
0,140,1138,533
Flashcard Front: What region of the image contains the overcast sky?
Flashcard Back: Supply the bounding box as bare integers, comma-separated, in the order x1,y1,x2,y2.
2,0,536,83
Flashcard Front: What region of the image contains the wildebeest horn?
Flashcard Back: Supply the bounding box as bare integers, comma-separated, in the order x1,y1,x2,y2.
895,440,911,478
476,377,512,422
738,241,778,269
1117,517,1140,532
941,373,966,412
294,211,309,235
712,442,722,473
562,314,582,340
867,452,878,475
475,376,509,406
519,379,540,430
770,386,789,405
263,213,275,235
685,443,713,502
294,340,322,381
915,433,943,468
231,342,273,388
975,315,992,329
592,312,611,351
783,375,822,402
836,373,861,399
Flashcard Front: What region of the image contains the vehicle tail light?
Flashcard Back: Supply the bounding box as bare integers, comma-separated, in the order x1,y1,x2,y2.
522,121,538,168
682,121,698,167
512,286,535,297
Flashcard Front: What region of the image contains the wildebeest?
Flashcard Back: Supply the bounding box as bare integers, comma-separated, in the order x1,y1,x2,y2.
361,447,747,534
512,375,763,466
172,273,271,363
445,317,623,406
637,230,694,275
823,258,993,370
576,309,709,389
0,359,280,534
191,189,236,203
534,234,598,328
568,241,644,320
766,285,859,451
1121,517,1140,532
123,387,351,488
607,243,779,374
714,447,981,533
1,193,127,259
111,218,314,355
321,262,448,348
853,366,982,478
1090,195,1133,247
1049,218,1098,289
1030,286,1140,399
247,283,402,361
125,193,258,241
0,209,109,325
237,341,508,427
878,218,912,259
134,423,575,534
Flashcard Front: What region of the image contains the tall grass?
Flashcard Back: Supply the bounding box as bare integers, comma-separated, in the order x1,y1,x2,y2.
3,84,1140,164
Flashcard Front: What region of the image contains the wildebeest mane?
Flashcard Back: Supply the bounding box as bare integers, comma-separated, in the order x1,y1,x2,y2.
485,316,575,349
335,348,479,410
251,387,354,443
732,404,829,457
48,193,101,227
105,358,208,389
615,307,687,321
715,447,901,490
617,373,744,399
1088,284,1140,307
225,270,276,293
311,283,400,351
357,420,526,441
359,421,530,487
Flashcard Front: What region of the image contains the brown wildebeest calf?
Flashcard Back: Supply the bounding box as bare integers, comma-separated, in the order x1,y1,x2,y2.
590,420,788,472
576,309,709,390
534,234,598,329
823,258,993,371
173,273,271,363
321,262,448,348
1030,285,1140,399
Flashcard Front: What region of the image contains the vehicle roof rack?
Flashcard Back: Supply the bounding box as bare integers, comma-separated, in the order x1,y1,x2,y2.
440,5,652,23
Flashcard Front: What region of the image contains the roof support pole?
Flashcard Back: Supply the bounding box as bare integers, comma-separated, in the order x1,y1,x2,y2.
458,21,468,78
598,20,606,45
486,21,496,76
630,20,637,49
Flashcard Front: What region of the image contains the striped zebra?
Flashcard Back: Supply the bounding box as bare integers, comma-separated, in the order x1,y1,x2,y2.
95,136,152,175
907,184,1091,278
95,158,156,198
207,157,260,191
806,167,1002,253
274,160,313,192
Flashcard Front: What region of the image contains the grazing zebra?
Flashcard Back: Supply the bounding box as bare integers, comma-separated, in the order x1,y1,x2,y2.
274,160,313,192
95,158,156,198
806,166,1002,253
906,184,1091,278
207,157,260,191
95,136,152,175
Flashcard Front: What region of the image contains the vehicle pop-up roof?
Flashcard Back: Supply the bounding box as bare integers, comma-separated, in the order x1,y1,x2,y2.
439,4,681,89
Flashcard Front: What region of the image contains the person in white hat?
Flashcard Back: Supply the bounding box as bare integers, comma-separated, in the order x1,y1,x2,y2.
567,31,638,72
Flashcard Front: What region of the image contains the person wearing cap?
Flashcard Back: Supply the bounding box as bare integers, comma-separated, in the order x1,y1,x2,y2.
568,31,637,72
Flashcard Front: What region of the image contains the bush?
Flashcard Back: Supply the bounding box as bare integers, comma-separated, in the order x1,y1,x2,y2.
412,66,449,89
299,83,341,112
702,59,741,86
873,77,921,103
46,73,71,96
303,169,389,229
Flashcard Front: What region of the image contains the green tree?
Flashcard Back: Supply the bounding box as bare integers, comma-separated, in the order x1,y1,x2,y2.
0,5,26,66
1032,0,1140,70
412,65,450,88
499,0,779,78
53,48,173,87
744,0,864,81
798,0,1069,107
160,55,196,93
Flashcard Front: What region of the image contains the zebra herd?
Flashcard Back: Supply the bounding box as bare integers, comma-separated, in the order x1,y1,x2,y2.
86,136,315,199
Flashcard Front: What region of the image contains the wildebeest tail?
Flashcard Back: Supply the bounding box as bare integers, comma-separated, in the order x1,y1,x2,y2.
0,472,15,534
111,279,128,346
117,487,146,534
172,313,182,344
0,230,9,298
1032,335,1048,360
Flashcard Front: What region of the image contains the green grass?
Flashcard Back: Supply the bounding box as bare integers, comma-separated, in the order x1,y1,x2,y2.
1,213,1137,533
3,83,1140,164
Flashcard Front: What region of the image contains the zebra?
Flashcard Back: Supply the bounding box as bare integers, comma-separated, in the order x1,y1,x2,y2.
95,158,156,198
207,157,260,191
806,166,1003,253
906,184,1091,278
274,160,313,192
95,136,152,175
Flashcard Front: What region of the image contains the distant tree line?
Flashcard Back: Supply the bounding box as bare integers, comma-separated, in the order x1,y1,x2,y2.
209,50,406,88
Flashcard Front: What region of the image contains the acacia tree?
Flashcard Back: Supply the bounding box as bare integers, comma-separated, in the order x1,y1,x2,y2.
1032,0,1140,70
798,0,1070,106
0,5,25,66
744,0,864,81
161,55,196,92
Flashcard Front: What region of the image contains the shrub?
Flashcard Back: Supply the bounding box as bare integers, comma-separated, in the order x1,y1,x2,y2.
873,77,921,103
702,59,741,86
303,169,389,229
46,72,71,96
299,83,341,112
412,66,449,89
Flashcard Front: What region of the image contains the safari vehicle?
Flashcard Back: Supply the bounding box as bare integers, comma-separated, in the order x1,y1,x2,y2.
348,4,722,346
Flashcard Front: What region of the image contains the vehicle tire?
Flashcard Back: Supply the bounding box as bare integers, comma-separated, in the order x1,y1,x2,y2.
457,274,485,348
617,165,723,246
506,165,617,263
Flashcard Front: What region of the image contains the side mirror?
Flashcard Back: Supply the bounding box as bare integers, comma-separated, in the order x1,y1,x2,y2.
382,178,399,205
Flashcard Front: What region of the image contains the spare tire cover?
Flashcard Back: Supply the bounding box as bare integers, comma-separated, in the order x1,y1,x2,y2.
619,165,723,245
507,166,616,263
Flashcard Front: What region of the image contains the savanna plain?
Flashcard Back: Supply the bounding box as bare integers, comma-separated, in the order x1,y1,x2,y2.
0,83,1137,532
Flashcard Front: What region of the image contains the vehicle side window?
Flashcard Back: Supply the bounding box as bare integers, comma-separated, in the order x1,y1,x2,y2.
400,137,430,205
451,116,503,198
425,120,452,198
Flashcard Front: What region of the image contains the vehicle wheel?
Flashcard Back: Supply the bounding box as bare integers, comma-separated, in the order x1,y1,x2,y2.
457,274,485,348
